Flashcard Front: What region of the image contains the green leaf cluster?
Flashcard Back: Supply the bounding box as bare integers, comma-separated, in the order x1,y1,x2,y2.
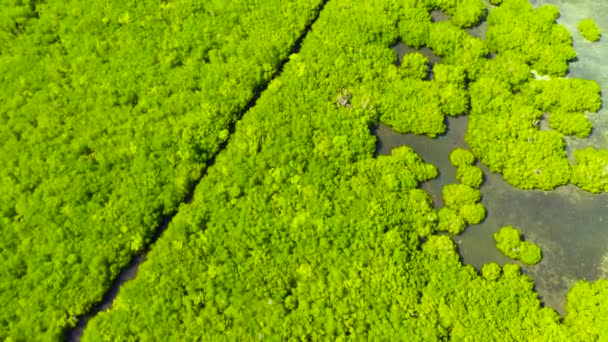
416,240,568,341
571,148,608,193
399,7,431,49
522,78,602,114
449,147,476,167
425,0,487,28
547,110,592,138
494,226,542,265
428,21,489,74
578,18,601,42
399,52,429,79
438,184,485,233
83,0,579,339
466,77,600,190
486,0,576,77
456,165,483,188
565,280,608,341
481,262,502,281
451,148,484,189
377,61,469,136
437,149,484,234
465,66,601,189
463,0,602,191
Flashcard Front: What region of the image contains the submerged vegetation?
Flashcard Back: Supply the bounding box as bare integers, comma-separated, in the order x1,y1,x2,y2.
494,226,543,265
0,0,607,340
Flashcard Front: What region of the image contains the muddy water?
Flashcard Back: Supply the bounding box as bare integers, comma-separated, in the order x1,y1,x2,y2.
374,117,608,316
379,0,608,316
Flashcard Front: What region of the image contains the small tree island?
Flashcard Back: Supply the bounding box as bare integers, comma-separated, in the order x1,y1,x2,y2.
494,226,543,265
578,18,602,42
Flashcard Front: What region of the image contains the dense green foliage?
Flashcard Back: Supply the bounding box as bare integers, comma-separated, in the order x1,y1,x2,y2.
436,207,466,234
377,57,469,137
449,147,475,167
494,226,542,265
456,165,484,188
399,7,431,49
463,0,603,190
439,183,485,233
522,78,602,114
451,148,483,188
2,0,607,340
578,18,602,42
0,0,324,339
438,149,484,234
80,1,608,340
486,0,575,77
442,184,481,208
400,0,603,192
571,148,608,193
565,280,608,341
427,0,487,28
399,52,430,79
548,110,592,138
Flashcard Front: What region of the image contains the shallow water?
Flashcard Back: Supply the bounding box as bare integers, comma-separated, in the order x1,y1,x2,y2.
374,117,608,315
378,3,608,314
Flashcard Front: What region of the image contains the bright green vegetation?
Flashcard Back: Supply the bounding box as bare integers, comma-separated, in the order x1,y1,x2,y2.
437,207,467,234
0,0,324,339
1,0,607,340
399,52,430,79
442,184,485,224
456,165,484,187
578,18,602,42
449,147,476,167
486,0,575,77
378,61,469,137
494,226,542,265
400,0,604,191
430,0,487,28
451,148,483,188
571,148,608,193
82,0,608,340
548,110,592,138
565,280,608,341
438,183,485,234
438,149,484,234
465,1,603,190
